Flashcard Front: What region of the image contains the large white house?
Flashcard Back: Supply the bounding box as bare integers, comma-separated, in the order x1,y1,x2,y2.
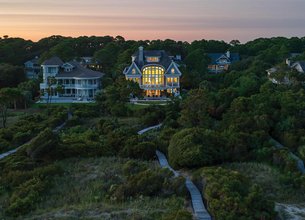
123,47,182,97
40,56,104,101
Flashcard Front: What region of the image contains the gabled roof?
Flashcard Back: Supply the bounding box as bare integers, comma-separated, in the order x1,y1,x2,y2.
292,61,305,72
56,61,104,78
165,61,182,76
124,62,142,75
133,50,173,69
42,56,64,66
208,53,240,65
25,57,39,65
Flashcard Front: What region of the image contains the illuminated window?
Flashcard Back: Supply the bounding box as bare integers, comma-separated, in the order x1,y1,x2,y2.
132,68,136,74
146,57,159,62
171,68,175,74
142,66,164,86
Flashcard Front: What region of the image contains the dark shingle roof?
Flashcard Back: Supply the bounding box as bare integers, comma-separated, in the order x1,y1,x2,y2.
42,56,64,66
208,53,240,65
57,61,104,78
133,50,173,69
293,61,305,72
25,57,39,65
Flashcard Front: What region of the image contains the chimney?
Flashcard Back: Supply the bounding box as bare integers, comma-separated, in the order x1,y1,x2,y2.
139,46,144,65
226,51,231,58
286,58,291,67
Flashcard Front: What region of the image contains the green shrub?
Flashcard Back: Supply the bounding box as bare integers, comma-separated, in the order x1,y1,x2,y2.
112,168,185,201
12,131,31,145
162,209,192,220
273,148,299,173
120,138,156,160
6,178,48,216
298,145,305,161
2,164,62,188
122,160,148,176
26,128,59,161
168,128,223,168
201,167,275,220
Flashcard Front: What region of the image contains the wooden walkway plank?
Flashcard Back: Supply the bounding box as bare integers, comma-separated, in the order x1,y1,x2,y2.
138,124,212,220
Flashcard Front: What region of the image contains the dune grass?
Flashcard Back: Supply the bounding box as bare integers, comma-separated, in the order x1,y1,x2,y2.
223,162,305,203
15,157,185,220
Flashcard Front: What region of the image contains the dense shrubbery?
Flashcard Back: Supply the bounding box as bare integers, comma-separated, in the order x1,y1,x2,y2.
168,128,224,168
0,161,63,217
0,106,68,154
26,128,59,161
199,167,275,220
111,161,186,201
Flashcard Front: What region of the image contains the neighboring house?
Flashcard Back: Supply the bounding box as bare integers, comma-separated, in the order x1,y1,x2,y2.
79,57,102,70
40,56,104,101
123,47,182,97
291,61,305,73
266,59,305,84
24,56,41,79
207,51,240,73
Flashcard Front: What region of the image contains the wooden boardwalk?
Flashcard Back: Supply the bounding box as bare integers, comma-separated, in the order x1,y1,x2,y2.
270,138,305,175
0,112,72,161
138,125,212,220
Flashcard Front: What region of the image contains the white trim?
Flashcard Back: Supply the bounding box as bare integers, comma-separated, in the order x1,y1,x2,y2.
165,61,182,75
125,62,142,75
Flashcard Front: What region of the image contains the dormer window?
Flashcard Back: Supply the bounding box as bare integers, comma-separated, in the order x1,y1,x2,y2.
62,63,74,72
146,57,159,62
171,68,175,74
132,68,136,74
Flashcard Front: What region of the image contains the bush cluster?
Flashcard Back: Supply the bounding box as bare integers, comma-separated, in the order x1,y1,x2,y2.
201,167,276,220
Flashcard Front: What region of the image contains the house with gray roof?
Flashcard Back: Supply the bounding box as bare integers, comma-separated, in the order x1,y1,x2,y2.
208,51,240,73
266,59,305,85
123,46,182,97
40,56,104,102
24,56,41,79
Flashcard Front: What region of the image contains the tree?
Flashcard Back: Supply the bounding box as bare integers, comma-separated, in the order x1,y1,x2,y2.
0,64,25,88
168,128,224,168
0,88,16,128
0,88,12,128
230,39,241,46
9,88,22,110
178,88,213,128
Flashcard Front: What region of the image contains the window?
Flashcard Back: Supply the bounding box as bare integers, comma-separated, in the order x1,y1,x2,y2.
47,67,57,74
171,68,175,74
132,68,136,74
146,57,159,62
142,66,164,86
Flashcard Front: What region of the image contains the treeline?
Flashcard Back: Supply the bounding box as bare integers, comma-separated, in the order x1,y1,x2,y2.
2,35,305,88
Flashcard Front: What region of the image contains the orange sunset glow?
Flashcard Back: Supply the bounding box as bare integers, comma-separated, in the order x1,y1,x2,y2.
1,0,305,42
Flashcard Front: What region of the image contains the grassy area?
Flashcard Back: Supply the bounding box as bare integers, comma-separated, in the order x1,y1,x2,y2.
0,108,43,128
10,157,186,220
127,103,150,111
135,101,169,105
223,162,305,203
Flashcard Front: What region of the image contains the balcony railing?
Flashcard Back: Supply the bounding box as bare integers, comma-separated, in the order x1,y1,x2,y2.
140,84,166,90
166,83,179,87
60,84,99,89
